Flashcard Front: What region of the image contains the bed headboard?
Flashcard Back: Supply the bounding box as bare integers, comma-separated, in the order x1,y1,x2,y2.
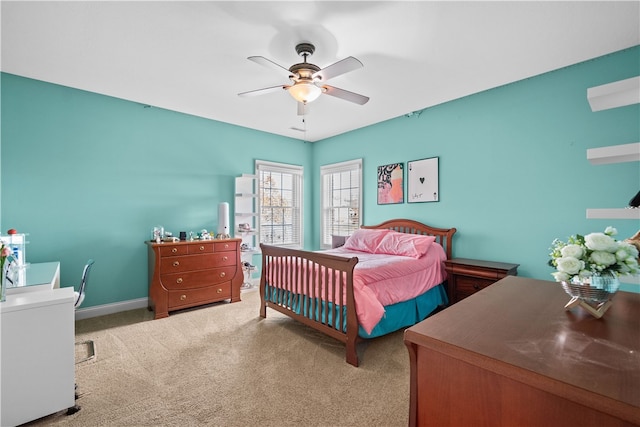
361,218,456,259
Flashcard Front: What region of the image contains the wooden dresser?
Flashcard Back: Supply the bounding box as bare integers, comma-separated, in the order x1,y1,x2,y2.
404,276,640,427
146,239,243,319
444,258,519,304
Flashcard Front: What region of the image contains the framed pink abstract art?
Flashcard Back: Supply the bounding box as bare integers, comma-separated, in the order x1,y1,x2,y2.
377,163,404,205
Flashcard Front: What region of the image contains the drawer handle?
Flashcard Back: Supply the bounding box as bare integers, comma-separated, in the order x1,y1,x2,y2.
473,284,481,290
222,256,228,261
217,288,223,294
199,246,205,251
219,272,226,278
224,244,229,249
176,278,183,284
180,294,187,301
173,261,180,267
172,248,178,253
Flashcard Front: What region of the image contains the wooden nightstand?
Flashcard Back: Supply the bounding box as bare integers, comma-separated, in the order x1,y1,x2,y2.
444,258,519,304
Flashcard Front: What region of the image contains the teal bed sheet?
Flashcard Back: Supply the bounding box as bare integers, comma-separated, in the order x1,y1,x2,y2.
264,283,448,338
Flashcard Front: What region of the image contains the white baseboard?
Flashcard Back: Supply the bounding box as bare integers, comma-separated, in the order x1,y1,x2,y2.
74,280,262,321
75,297,149,321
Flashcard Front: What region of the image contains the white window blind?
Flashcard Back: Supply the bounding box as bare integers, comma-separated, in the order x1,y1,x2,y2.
256,160,303,248
320,159,362,249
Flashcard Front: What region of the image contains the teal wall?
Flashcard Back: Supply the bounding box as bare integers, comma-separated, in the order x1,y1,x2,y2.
1,75,312,306
2,46,638,308
311,46,639,282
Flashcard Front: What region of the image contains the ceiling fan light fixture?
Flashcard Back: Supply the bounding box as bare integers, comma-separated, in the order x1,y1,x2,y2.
288,81,322,103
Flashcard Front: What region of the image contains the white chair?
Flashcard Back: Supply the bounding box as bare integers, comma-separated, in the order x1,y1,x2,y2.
74,259,95,363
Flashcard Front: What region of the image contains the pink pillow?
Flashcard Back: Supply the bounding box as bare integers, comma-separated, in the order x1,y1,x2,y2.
342,228,391,253
375,231,436,258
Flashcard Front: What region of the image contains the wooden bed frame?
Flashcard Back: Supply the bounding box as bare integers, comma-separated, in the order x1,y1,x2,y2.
259,218,456,367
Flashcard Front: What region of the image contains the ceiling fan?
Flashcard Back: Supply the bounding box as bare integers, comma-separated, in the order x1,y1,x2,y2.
238,42,369,113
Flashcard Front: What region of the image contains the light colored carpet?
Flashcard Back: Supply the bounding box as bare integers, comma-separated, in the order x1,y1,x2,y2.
26,289,410,426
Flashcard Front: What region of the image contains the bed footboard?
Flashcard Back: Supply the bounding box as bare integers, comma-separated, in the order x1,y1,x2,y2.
259,244,361,366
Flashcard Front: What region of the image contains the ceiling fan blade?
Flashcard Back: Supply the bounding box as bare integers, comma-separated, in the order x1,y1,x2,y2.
248,56,293,79
313,56,363,82
238,85,289,98
321,85,369,105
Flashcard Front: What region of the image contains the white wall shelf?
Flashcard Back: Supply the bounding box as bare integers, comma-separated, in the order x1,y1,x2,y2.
587,76,640,112
585,76,639,219
586,208,640,220
620,275,640,285
587,142,640,165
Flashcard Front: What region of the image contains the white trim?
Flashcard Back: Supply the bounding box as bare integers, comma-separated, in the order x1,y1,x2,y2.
255,160,304,248
320,158,362,174
255,159,303,175
74,297,149,320
320,158,363,249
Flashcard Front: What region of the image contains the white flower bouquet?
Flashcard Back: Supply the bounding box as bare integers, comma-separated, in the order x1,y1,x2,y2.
549,226,640,284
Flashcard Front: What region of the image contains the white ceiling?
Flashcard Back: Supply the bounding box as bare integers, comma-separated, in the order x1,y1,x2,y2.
2,1,639,142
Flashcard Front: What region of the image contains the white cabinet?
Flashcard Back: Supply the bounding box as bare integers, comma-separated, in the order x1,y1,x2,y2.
0,287,76,426
234,174,260,287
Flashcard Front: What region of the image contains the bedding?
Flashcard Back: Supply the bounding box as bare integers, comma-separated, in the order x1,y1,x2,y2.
359,285,448,338
342,228,390,252
343,228,437,259
259,218,457,366
324,241,447,334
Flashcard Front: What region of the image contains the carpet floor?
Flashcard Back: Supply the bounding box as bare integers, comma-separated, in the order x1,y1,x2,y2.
24,288,410,427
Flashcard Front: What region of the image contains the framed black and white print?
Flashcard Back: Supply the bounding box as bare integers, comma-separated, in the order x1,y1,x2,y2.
407,157,439,203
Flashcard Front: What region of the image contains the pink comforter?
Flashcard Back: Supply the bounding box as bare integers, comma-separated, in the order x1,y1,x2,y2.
323,244,447,334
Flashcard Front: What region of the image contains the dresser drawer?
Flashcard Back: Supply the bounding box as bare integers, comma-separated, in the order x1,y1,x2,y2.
455,275,495,295
188,243,214,254
158,245,189,257
161,266,237,290
215,241,237,252
167,283,231,309
159,253,236,274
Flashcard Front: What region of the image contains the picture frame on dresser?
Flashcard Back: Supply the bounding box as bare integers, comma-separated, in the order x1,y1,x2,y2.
407,156,439,203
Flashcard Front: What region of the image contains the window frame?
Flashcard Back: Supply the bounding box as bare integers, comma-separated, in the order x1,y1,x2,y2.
255,160,304,249
320,159,363,249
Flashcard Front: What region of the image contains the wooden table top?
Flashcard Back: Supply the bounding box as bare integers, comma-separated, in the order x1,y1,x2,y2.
405,276,640,417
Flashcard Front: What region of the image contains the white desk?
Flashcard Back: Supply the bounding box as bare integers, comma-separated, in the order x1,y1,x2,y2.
0,287,76,426
5,261,60,295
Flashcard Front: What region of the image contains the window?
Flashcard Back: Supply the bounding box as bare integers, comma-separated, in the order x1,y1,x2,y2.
320,159,362,249
256,160,303,248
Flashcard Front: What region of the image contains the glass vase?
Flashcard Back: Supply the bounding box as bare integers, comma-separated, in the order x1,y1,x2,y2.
561,272,619,318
